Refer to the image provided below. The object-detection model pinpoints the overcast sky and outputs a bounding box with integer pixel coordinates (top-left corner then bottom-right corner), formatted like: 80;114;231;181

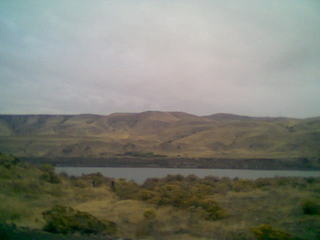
0;0;319;118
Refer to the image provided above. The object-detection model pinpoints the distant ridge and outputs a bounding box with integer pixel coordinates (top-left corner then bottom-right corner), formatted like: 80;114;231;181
0;111;310;120
205;113;298;121
205;113;254;120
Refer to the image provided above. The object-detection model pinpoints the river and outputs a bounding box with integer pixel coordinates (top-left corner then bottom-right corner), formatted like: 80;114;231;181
55;167;320;184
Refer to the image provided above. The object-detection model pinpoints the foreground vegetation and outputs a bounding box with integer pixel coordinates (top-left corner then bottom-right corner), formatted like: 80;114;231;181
0;153;320;240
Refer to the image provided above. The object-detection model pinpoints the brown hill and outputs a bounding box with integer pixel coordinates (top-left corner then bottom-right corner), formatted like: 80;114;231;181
0;111;319;159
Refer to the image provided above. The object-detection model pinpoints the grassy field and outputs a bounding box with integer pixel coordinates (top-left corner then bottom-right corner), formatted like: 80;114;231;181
1;153;320;240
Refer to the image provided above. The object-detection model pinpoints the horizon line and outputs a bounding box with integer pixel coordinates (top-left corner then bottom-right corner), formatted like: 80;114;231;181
0;110;318;119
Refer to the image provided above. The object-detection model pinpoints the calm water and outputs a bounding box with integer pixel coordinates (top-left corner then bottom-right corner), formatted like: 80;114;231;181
55;167;320;184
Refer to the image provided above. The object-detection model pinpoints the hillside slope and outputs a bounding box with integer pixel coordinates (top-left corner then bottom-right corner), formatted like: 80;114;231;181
0;111;319;159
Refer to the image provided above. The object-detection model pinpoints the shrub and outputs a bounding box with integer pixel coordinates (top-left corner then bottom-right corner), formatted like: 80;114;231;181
0;204;23;222
155;183;189;207
0;224;11;240
137;189;157;201
42;205;116;235
39;163;55;173
79;173;113;187
114;179;140;199
136;181;227;221
191;198;227;221
0;154;19;169
302;200;320;215
39;164;61;184
40;171;61;184
252;224;293;240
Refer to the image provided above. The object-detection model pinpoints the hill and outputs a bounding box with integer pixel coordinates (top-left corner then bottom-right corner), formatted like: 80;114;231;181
0;111;319;163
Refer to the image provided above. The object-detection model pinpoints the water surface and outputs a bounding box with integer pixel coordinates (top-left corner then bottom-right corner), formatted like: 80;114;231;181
56;167;320;184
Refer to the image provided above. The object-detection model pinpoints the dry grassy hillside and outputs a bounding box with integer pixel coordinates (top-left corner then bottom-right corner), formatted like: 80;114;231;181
0;111;319;159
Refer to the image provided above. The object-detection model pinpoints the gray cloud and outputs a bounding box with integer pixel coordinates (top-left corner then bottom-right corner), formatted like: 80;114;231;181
0;0;320;117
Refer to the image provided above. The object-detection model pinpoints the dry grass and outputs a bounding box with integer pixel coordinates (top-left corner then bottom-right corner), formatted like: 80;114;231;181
1;154;320;239
1;112;319;159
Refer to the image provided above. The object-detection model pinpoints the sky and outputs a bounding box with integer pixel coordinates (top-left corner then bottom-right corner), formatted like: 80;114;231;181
0;0;320;118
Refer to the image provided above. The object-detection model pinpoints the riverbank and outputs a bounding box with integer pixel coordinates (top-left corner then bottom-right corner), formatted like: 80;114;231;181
22;156;320;170
1;153;320;240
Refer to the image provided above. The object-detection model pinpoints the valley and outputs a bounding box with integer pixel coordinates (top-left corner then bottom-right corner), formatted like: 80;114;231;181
0;111;319;169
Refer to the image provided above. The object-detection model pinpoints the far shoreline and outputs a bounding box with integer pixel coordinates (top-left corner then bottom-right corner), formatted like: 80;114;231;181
21;156;320;171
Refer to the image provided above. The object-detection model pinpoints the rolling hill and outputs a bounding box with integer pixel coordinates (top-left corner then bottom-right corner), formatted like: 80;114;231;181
0;111;319;163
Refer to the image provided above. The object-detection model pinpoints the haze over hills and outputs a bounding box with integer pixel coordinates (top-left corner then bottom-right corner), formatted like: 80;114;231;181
0;111;319;161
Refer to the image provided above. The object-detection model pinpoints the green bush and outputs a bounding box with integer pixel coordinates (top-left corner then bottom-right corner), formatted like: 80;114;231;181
135;179;228;221
0;154;20;169
137;189;157;201
42;205;116;235
39;164;61;184
252;224;293;240
155;183;190;207
190;198;227;221
114;179;140;199
0;224;11;240
0;204;23;222
302;200;320;215
40;171;61;184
